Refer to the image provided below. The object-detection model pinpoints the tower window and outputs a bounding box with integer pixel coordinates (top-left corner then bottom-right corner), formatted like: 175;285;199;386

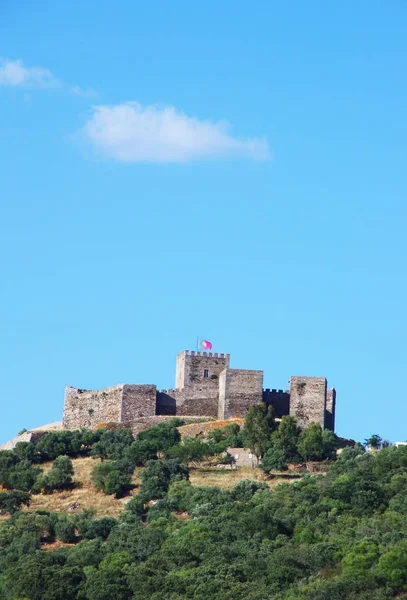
204;369;209;378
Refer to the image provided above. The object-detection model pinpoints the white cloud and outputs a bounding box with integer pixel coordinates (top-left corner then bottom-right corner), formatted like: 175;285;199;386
80;102;270;163
0;58;60;88
71;85;98;99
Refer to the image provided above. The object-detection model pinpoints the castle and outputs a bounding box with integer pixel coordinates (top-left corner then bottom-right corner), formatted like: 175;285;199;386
63;350;336;432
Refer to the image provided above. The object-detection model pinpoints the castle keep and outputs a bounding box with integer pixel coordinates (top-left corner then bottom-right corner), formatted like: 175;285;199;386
63;350;336;432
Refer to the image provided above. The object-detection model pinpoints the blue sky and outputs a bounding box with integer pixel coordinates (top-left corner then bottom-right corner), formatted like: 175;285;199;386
1;0;406;444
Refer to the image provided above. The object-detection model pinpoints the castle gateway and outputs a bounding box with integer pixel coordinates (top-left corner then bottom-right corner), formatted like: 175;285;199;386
63;350;336;432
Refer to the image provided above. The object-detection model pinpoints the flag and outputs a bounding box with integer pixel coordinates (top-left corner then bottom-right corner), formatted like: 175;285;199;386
198;339;213;351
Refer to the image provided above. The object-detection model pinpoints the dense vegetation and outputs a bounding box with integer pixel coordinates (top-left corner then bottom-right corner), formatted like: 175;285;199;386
0;412;404;599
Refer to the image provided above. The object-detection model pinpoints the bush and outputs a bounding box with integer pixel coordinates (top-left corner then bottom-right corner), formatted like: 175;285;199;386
124;439;158;466
140;459;189;501
0;491;31;515
136;422;181;458
40;455;74;492
91;461;131;497
85;517;117;540
261;445;289;472
90;428;134;461
5;460;42;492
229;479;268;502
55;518;77;543
104;470;131;497
168;437;226;464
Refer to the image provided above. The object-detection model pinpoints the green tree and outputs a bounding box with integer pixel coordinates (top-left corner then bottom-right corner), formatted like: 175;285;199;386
90;428;134;461
261;445;289;472
91;461;131;497
342;540;380;578
55;517;77;543
365;434;383;450
41;455;74;492
0;490;31;515
169;437;225;465
376;540;407;589
141;459;189;500
229;479;267;502
243;403;276;457
136;421;181;457
6;460;42;491
271;415;301;462
84;552;132;600
297;423;325;461
84;516;117;540
0;451;19;486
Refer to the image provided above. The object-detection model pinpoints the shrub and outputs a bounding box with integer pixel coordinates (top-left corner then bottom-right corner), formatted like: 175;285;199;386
40;455;74;492
5;460;42;492
0;491;31;515
261;445;289;472
140;459;189;501
85;517;117;540
136;422;181;458
91;461;131;497
90;428;134;461
229;479;268;502
55;518;77;543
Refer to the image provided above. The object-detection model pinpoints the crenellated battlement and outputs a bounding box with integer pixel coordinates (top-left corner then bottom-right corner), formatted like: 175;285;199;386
186;350;230;358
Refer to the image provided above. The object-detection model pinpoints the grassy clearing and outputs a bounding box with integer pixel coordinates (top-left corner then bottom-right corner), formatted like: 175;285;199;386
27;457;142;518
189;467;301;489
0;457;304;520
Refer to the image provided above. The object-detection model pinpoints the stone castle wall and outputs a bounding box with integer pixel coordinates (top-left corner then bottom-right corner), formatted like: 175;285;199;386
263;388;290;417
157;388;218;419
63;384;157;429
63;385;124;429
62;351;336;433
325;388;336;431
289;377;327;429
218;369;263;420
120;385;157;421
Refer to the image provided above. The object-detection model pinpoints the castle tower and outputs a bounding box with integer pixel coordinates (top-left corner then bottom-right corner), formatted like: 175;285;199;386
175;350;230;391
289;376;336;431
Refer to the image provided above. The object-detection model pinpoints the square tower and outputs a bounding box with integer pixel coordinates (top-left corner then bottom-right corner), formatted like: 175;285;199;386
176;350;230;391
218;369;264;419
289;376;327;429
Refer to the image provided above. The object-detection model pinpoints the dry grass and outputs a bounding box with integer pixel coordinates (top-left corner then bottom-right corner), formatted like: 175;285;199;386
41;539;76;552
189;466;301;490
1;456;303;520
178;418;244;438
27;457;142;518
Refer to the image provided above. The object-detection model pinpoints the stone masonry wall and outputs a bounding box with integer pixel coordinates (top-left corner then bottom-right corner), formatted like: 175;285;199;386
176;351;230;390
63;385;123;429
263;388;290;418
120;385;157;421
219;369;264;420
289;377;327;429
157;388;218;418
325;388;336;431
